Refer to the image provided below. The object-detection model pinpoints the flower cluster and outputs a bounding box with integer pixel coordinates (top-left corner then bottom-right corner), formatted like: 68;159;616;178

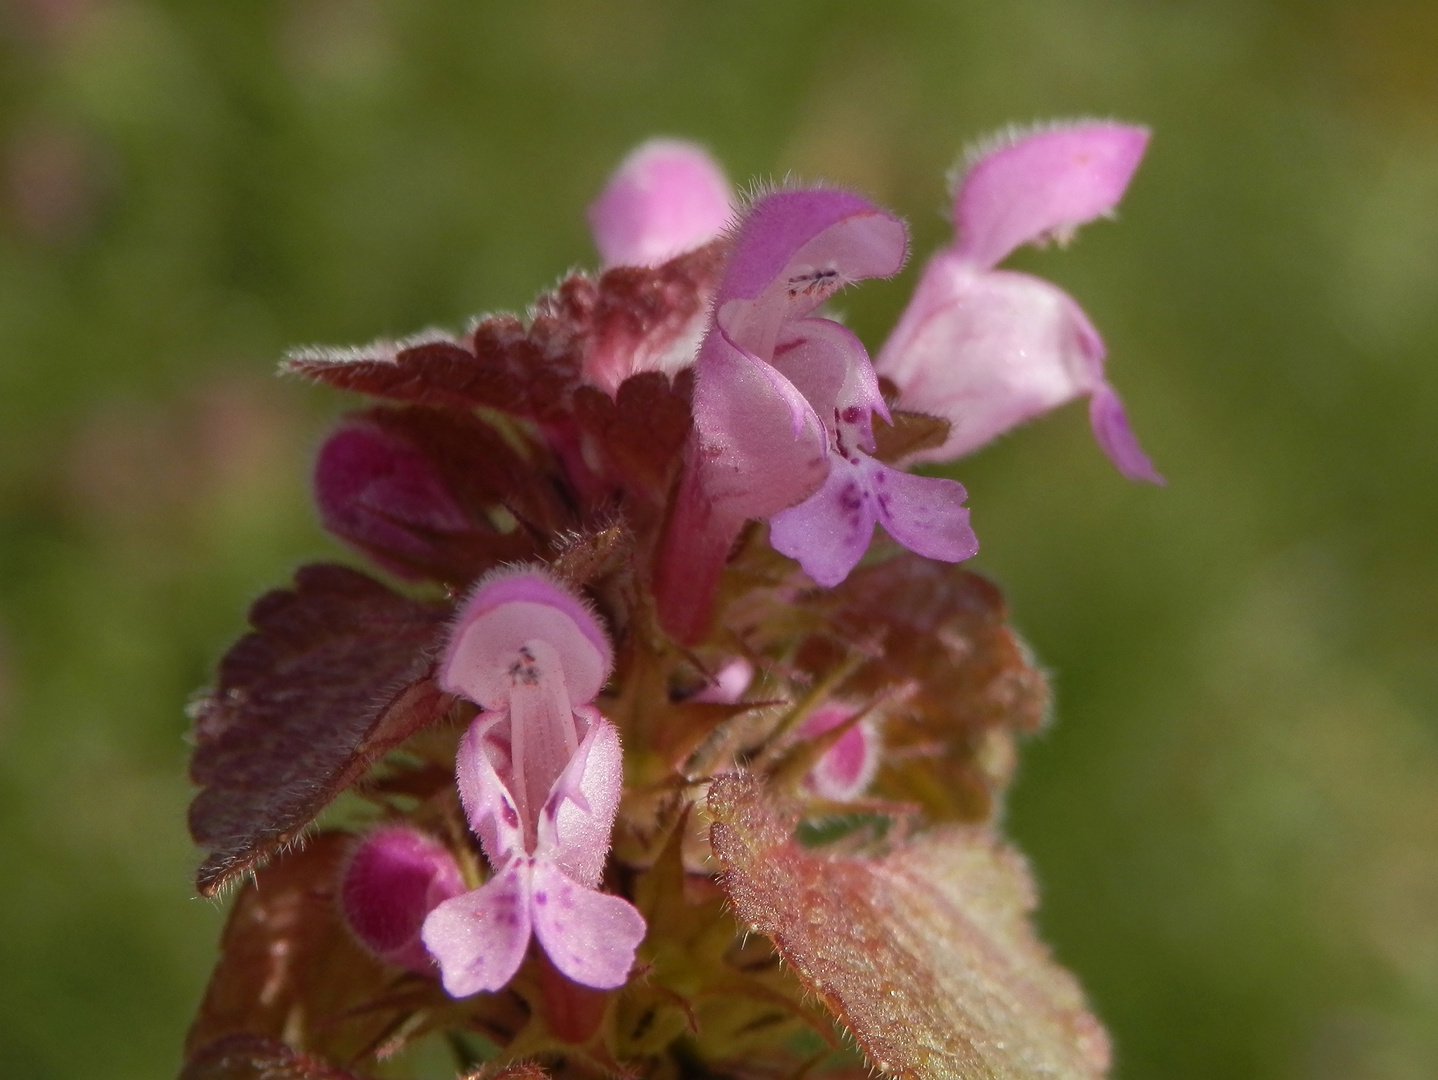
181;124;1153;1080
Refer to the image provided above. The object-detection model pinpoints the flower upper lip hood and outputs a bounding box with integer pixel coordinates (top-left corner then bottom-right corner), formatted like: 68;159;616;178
876;120;1162;483
695;186;909;522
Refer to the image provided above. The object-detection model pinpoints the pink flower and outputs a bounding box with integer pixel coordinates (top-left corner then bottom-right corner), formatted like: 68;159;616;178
420;569;645;995
656;188;917;637
765;350;978;587
796;705;881;803
876;121;1162;483
587;139;733;268
340;826;467;974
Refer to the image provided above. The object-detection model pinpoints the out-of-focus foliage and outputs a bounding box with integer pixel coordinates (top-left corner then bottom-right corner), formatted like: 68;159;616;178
0;1;1434;1078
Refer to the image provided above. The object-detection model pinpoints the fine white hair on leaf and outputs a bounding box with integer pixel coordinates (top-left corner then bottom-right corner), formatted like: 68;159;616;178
281;326;458;372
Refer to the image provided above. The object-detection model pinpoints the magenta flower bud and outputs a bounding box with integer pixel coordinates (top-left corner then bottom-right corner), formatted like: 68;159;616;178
313;418;470;579
587;139;733;268
340;826;466;974
797;704;880;803
876;121;1163;483
423;568;645;995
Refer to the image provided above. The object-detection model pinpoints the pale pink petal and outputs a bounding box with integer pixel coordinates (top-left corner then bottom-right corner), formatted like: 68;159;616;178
504;637;585;843
693;658;755;703
441;567;612;709
768;461;877;588
689;325;830;522
797;705;881;802
340;826;466;973
1089;382;1164;484
656;187;908;642
770;318;890;444
877;262;1105;464
539;708;623;889
770;456;977;587
455;715;525;868
314;420;470;579
421;863;532;997
587;139;733;267
865;460;978;564
530;859;646;989
952;122;1149;269
721;188;907;308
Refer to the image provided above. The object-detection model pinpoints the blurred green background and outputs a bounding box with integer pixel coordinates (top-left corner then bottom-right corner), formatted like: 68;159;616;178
2;0;1436;1077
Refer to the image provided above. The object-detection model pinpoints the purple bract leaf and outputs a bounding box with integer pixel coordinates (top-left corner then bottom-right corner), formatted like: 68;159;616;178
313;406;561;584
285;243;725;410
184;834;456;1066
187;565;451;897
181;1034;368;1080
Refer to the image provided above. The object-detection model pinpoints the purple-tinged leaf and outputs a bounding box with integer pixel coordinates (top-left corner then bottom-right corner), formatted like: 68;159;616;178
570;369;694;504
187;565;451;897
184;835;446;1066
818;557;1050;820
285;243;725;413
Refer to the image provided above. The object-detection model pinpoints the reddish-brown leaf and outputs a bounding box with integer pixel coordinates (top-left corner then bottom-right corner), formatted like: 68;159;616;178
820;558;1050;819
181;1035;365;1080
185;835;417;1064
284;242;723;423
188;565;452;896
709;774;1111;1080
571;369;694;505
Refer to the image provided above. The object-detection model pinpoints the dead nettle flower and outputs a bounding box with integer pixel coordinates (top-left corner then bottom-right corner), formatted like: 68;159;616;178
420;568;645;996
657;186;977;636
876;121;1162;482
340;825;466;974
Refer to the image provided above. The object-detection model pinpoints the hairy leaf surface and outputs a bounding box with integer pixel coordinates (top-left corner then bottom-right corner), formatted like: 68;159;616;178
823;559;1049;819
709;774;1110;1080
187;565;451;896
285;243;723;421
